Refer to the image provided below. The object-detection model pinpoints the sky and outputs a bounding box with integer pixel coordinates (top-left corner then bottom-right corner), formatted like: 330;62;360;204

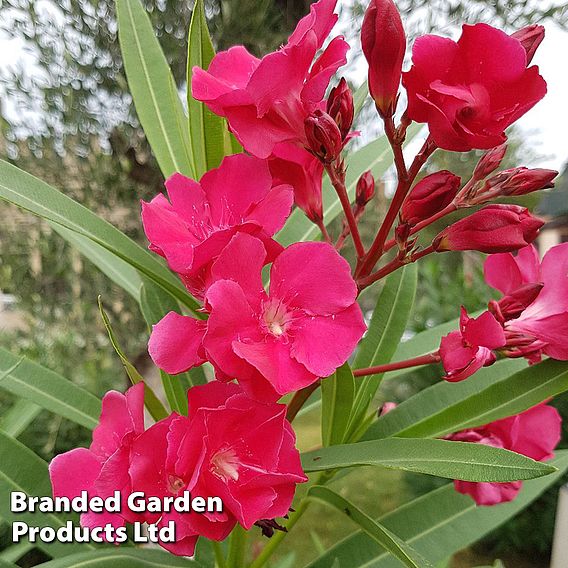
0;4;566;172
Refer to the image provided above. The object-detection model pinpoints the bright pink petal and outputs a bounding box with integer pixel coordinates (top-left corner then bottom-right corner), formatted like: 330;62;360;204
204;280;264;378
90;384;144;459
233;338;318;396
164;173;207;225
290;303;366;376
484;245;541;294
302;36;349;103
270;242;357;315
245;184;294;236
462;311;506;350
49;448;101;500
148;312;207;375
454;480;522;506
288;0;338;48
201;154;272;223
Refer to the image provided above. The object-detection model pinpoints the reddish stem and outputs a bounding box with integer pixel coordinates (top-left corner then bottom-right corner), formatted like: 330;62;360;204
326;163;366;259
383;203;458;253
315;218;332;244
353;352;441;377
356;133;436;279
357;244;435;290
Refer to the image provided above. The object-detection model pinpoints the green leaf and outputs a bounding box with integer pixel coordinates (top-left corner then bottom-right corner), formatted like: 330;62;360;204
0;347;100;430
346;264;417;441
321;363;356;446
0;399;41;438
53;224;141;301
140;278;206;415
98;297;168;421
187;0;229;176
0;159;200;314
363;358;568;442
353;81;369;116
116;0;194;178
301;438;555;481
36;549;200;567
0;541;34;564
308;486;432;568
0;432;94;557
306;451;568;568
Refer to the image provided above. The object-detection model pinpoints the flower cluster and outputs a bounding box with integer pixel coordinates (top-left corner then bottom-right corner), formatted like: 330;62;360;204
50;382;306;555
50;0;567;555
440;243;568;381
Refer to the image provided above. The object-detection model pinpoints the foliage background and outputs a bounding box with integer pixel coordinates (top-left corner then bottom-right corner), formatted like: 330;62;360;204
1;0;568;566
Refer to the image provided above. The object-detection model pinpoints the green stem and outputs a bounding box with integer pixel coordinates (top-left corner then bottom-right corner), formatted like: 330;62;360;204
248;499;310;568
212;541;228;568
226;524;248;568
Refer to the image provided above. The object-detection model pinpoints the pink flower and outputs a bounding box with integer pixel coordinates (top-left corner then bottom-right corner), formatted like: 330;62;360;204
129;382;307;556
503;244;568;360
141;154;293;299
401;170;461;226
433;204;544;254
49;383;146;532
149;235;366;401
268;143;324;222
192;0;349;158
449;403;561;505
439;308;506;382
361;0;406;116
403;23;547;151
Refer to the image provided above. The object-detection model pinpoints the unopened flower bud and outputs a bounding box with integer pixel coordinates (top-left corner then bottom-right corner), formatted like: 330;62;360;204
473;144;507;180
356;170;376;206
499;167;557;196
362;0;406;117
433;204;544;254
304;110;343;164
327;78;354;141
401;171;461;226
496;282;544;321
512;25;545;65
379;402;397;417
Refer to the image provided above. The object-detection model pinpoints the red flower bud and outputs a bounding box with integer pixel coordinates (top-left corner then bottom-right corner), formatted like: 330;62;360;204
433;204;544;254
401;170;461;226
491;282;544;321
362;0;406;117
304;110;343;164
512;25;545;65
477;167;557;202
327;78;354;141
473;144;507;180
356;170;376;206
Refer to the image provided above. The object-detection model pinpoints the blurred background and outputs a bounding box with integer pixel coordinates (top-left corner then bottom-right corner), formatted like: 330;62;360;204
0;0;567;566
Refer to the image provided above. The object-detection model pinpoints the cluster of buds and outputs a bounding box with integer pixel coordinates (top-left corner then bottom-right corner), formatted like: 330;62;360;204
304;78;355;164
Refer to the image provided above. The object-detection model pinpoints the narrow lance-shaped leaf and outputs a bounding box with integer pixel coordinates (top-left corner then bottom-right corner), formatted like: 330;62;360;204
321;363;356;446
307;451;568;568
116;0;194;178
187;0;229;176
0;347;100;430
98;297;168;421
302;438;556;482
308;486;432;568
346;264;417;441
0;399;41;438
0;159;200;314
53;224;141;301
363;358;568;442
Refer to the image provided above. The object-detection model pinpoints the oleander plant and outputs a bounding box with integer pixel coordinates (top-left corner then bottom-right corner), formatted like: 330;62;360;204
1;0;568;566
